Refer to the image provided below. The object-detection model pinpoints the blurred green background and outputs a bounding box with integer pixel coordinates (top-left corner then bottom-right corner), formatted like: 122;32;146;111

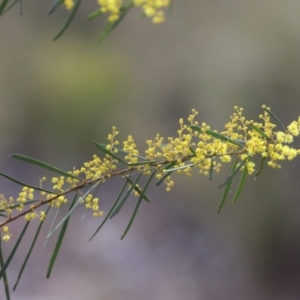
1;1;300;299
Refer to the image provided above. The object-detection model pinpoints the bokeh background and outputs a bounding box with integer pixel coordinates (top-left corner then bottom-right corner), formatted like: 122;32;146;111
1;1;300;299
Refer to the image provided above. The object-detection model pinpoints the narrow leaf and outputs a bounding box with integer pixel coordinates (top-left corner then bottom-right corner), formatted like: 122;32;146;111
161;161;176;171
125;177;151;203
0;238;10;300
208;159;214;180
90;183;128;241
53;0;81;41
44;207;61;247
46;196;77;279
217;158;239;214
94;141;127;165
110;172;143;218
156;161;176;186
190;125;244;147
121;198;142;240
217;179;233;214
263;108;286;131
234;139;246;146
0;199;39;214
232;167;248;203
46;181;101;239
189;147;197;156
48;0;62;14
252;124;271;140
121;170;156;240
156;171;172;186
0;0;9;15
80;208;87;221
98;3;133;44
162;163;194;173
2;0;18;15
218;157;249;189
128;160;157;166
13;206;51;290
0;172;55;194
0;222;30;280
88;8;102;20
255;157;266;180
10;154;80;180
89;179;128;241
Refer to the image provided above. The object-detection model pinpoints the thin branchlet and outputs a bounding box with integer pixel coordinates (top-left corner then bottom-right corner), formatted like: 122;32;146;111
1;105;300;240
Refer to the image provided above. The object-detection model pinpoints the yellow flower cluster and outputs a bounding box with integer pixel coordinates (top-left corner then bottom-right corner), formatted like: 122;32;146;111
4;128;121;228
0;194;13;217
33;105;300;196
47;193;68;208
133;0;171;23
78;154;116;180
98;0;123;22
24;209;46;222
143;106;300;189
63;0;171;23
64;0;75;10
52;176;65;191
84;194;103;217
17;186;34;211
1;226;12;242
1;105;300;241
123;135;139;164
